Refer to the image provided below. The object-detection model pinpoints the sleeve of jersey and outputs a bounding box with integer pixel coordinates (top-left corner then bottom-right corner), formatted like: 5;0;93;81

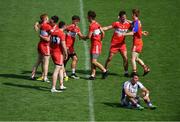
112;22;117;28
60;33;65;42
123;81;129;89
137;82;144;89
133;20;139;33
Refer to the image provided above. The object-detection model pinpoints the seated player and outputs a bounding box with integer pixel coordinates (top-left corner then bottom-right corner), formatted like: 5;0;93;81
121;74;157;110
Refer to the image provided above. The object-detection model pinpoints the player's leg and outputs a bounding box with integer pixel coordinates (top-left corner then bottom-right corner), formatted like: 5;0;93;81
51;65;61;92
104;52;114;70
136;56;150;76
141;91;157;109
63;67;69;82
42;55;50;82
59;65;66;90
31;53;43;79
70;53;79;79
120;50;129;77
89;55;96;80
128;97;144;110
131;51;138;76
91;54;108;79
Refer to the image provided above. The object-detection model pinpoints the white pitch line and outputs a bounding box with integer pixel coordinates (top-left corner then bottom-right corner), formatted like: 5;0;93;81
79;0;95;121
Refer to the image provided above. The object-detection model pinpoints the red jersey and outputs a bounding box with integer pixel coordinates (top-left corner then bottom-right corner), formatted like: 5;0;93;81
89;21;102;46
111;21;131;45
50;25;65;54
66;24;81;48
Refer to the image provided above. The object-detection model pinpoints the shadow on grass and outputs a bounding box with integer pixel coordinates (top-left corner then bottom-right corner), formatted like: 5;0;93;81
103;102;122;108
0;73;31;80
3;82;49;91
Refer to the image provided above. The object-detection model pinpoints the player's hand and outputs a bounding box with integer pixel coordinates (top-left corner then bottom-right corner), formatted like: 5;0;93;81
64;53;68;60
143;31;149;36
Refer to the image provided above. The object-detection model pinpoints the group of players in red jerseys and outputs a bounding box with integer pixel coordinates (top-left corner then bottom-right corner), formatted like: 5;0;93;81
30;9;150;92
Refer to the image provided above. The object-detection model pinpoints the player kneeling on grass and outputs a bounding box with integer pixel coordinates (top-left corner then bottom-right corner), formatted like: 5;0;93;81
121;74;157;110
50;17;68;92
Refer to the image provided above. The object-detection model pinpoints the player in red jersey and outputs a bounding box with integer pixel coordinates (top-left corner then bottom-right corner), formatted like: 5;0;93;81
49;17;68;92
86;10;108;80
103;10;131;77
64;15;86;79
123;9;150;76
31;14;52;82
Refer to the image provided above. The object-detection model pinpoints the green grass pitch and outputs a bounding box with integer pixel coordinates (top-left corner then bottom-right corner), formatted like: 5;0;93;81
0;0;180;121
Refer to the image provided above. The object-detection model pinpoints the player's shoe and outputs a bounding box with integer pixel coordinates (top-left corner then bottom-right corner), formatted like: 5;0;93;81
102;71;108;79
30;76;36;80
51;88;62;93
136;105;144;110
43;78;50;83
36;76;43;81
143;66;150;76
70;73;80;79
60;86;67;90
148;105;157;110
64;76;69;81
124;72;129;77
89;76;96;80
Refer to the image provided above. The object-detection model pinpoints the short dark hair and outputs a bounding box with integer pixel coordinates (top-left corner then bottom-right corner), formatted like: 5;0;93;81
58;21;65;28
72;15;80;21
119;10;126;17
132;8;140;17
88;10;96;19
51;15;59;23
131;73;139;78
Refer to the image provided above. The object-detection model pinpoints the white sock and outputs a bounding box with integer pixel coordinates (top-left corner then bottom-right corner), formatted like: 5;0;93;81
124;71;128;74
72;68;75;74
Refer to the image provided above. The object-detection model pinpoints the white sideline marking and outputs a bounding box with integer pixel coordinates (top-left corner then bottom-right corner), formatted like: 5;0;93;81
79;0;95;121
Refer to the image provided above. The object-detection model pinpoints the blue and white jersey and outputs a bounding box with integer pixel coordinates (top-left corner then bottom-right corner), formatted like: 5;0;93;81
121;80;144;100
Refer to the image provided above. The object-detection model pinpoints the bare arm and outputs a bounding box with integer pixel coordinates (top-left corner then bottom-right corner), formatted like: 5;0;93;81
142;31;149;36
124;88;136;98
39;35;50;42
34;22;40;32
102;25;113;31
123;31;134;36
100;27;105;39
61;41;68;60
78;32;87;40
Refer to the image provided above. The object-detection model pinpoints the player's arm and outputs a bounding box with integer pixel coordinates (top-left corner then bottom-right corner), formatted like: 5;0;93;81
126;19;133;24
141;87;149;97
124;88;136;98
102;25;113;31
85;31;93;40
60;41;68;60
34;22;40;32
100;27;105;39
39;35;50;42
78;32;87;40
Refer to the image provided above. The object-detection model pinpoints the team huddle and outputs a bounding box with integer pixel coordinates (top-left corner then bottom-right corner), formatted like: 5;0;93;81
30;9;157;110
